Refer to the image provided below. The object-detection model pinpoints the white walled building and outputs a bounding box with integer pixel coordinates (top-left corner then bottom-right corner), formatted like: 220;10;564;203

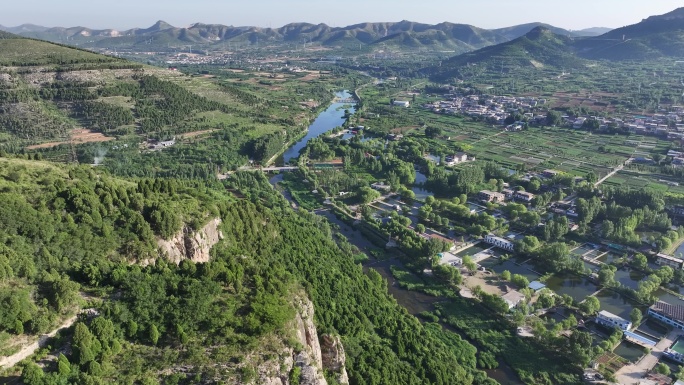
649;301;684;331
656;253;684;269
484;234;515;251
596;310;632;331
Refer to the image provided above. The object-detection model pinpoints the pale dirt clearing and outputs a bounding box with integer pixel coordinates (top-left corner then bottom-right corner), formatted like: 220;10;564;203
26;128;115;150
0;315;78;370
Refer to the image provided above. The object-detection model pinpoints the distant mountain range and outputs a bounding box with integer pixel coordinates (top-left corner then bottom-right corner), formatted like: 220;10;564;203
0;19;609;54
428;7;684;81
572;27;613;36
574;7;684;60
4;6;684;65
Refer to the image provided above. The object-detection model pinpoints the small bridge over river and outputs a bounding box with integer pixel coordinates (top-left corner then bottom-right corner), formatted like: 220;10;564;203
217;166;298;180
332;98;356;104
253;166;298;172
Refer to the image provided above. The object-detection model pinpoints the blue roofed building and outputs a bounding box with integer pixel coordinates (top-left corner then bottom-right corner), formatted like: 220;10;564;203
528;281;546;292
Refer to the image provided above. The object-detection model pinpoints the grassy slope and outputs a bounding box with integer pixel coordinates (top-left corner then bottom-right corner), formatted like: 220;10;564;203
0;39;120;66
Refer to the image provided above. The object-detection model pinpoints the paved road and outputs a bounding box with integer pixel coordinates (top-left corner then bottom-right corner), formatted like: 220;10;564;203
615;328;683;385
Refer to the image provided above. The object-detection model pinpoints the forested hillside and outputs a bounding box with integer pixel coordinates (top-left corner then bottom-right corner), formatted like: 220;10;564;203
0;33;356;179
429;27;586;82
0;159;495;384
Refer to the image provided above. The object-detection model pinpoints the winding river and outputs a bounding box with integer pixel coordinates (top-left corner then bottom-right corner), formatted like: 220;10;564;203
281;90;356;164
270;90;522;385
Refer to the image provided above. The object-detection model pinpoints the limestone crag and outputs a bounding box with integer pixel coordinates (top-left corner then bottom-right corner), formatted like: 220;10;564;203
254;296;348;385
291;296;326;385
293;297;323;369
321;334;349;384
157;217;223;264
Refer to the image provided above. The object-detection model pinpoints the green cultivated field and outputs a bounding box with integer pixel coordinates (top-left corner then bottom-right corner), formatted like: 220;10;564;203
366;101;677;188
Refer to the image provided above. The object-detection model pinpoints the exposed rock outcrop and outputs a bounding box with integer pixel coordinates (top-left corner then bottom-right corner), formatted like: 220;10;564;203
321;334;349;384
254;295;348;385
157;217;223;264
289;297;327;385
293;297;323;370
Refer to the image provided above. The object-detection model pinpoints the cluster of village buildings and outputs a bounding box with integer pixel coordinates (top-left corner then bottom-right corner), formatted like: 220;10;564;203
424;92;684;139
411;161;684;373
424;93;547;129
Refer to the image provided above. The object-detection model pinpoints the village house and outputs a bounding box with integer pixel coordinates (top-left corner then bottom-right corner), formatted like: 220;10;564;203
502;290;525;309
649;301;684;331
371;182;391;192
478;190;506;203
528;281;547;293
596;310;632;331
514;191;535;203
573;117;587;129
148;138;176;151
444;152;468;166
666;348;684;365
392;100;410;108
656;253;684;269
502;188;515;200
484;234;515;251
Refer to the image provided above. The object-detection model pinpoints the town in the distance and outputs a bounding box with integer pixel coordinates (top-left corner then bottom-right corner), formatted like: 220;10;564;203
5;3;684;385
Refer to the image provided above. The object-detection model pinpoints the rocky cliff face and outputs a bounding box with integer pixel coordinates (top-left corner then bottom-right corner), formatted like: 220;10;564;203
292;296;326;385
157;221;348;385
157;218;223;264
254;296;349;385
320;334;349;385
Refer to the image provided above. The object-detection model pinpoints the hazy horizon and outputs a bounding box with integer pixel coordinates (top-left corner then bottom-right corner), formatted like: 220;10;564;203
2;0;682;31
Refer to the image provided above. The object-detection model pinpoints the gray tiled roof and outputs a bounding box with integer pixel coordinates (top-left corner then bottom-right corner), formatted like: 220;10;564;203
651;301;684;323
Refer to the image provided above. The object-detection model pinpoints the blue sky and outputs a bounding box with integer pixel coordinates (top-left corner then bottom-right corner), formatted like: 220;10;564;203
2;0;682;30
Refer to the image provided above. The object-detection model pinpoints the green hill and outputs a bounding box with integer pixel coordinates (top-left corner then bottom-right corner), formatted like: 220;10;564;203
492;22;577;40
430;27;586;81
575;7;684;59
0;30;19;39
573;27;612;36
0;23;50;34
0;34;330;173
374;23;507;53
0;36;122;66
0;159;492;385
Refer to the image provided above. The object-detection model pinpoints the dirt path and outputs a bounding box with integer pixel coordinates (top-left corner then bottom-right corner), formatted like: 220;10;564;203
0;315;78;370
594;158;631;187
179;129;217;139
